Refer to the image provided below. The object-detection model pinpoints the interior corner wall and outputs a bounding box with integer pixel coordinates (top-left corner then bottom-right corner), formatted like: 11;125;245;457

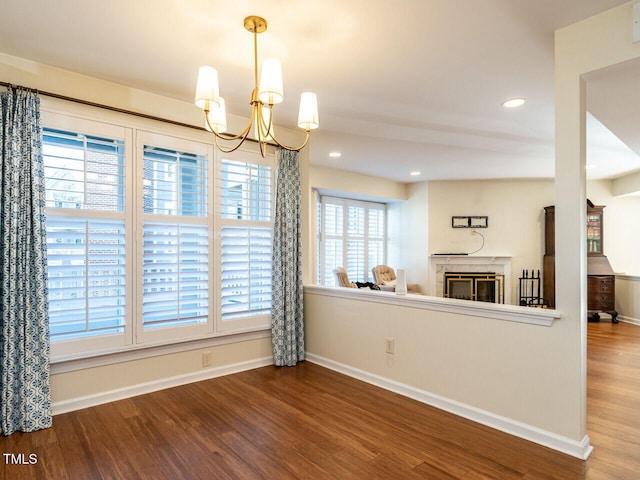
387;182;429;291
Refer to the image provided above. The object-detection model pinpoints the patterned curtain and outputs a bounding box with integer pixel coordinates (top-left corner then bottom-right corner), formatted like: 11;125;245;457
0;87;52;435
271;149;304;366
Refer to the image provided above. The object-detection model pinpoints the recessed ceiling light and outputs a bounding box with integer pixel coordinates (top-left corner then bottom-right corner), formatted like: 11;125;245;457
502;98;526;108
329;152;341;158
410;171;421;176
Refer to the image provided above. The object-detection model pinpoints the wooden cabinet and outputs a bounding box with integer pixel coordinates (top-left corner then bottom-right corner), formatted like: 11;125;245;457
587;276;615;311
587;207;603;255
543;201;618;323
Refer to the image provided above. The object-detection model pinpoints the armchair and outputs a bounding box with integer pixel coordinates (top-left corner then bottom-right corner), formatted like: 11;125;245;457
333;267;357;288
372;265;420;293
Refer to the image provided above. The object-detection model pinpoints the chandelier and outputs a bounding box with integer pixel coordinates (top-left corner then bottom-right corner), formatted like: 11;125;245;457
194;15;319;157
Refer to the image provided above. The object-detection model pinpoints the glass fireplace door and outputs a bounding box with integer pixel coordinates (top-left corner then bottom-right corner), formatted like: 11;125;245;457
446;278;473;300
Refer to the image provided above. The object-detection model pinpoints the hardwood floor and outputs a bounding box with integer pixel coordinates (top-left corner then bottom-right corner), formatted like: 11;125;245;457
1;322;638;479
585;321;640;479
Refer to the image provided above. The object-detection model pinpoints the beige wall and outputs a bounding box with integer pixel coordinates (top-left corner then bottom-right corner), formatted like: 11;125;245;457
428;179;554;304
612;170;640;196
389;182;429;290
615;276;640;324
52;336;273;412
310;165;407;202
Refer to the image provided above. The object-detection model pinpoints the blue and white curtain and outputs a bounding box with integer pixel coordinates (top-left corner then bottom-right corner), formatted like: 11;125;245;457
0;87;52;435
271;148;305;366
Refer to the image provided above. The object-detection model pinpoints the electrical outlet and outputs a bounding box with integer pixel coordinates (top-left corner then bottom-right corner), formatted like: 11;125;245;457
385;337;395;355
202;351;212;367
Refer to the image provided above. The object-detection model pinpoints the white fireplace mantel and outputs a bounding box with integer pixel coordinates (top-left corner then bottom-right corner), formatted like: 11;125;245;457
428;255;512;303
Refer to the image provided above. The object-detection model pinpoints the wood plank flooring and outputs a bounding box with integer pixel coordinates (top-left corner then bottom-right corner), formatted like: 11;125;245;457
1;321;638;479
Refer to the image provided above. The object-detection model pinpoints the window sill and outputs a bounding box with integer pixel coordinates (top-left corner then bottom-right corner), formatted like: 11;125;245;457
304;285;561;327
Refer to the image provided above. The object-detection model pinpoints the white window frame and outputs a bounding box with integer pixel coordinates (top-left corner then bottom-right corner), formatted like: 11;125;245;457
41;102;275;362
42;111;135;359
215;147;275;333
317;195;387;286
136;130;215;345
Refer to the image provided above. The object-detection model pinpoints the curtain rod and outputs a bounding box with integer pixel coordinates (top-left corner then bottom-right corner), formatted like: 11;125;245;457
0;80;266;146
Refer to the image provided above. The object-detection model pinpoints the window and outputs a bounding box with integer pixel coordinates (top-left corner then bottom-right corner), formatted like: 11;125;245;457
43;121;132;356
217;153;273;332
41;108;275;359
317;196;386;286
138;132;212;343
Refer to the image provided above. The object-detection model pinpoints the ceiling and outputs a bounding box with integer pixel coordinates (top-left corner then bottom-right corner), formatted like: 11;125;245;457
0;0;638;183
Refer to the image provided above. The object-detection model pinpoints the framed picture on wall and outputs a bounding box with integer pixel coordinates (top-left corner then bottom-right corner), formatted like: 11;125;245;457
452;216;488;228
452;216;470;228
470;216;488;228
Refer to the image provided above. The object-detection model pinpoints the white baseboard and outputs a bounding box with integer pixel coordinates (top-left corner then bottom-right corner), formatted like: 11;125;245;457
619;315;640;326
306;353;592;460
52;356;273;415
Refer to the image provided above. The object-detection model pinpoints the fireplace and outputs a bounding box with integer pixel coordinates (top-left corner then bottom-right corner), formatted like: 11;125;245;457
444;272;504;303
428;255;512;304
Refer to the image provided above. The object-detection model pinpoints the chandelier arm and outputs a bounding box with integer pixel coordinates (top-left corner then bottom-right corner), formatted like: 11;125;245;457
204;110;254;154
213;133;252;154
258;103;309;152
203;110;252;142
268;129;311;152
257;103;275;143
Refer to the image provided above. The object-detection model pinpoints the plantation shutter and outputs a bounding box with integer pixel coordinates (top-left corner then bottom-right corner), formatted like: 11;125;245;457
43;128;127;341
219;159;272;321
142;145;209;330
318;196;386;285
